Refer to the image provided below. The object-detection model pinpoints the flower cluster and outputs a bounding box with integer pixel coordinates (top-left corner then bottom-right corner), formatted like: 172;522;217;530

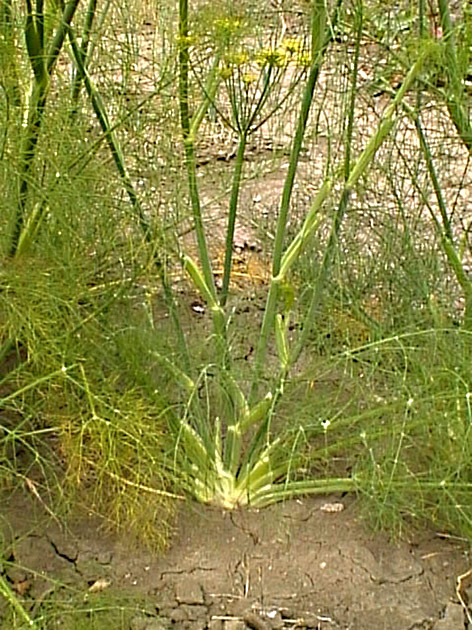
213;16;242;39
219;37;311;80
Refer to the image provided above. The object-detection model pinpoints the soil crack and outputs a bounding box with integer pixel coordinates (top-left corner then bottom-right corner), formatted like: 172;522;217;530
230;511;260;545
377;567;425;586
160;566;215;578
47;537;79;567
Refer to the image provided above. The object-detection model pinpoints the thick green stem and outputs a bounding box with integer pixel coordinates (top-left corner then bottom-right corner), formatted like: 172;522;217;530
292;0;363;362
189;53;222;140
270;0;338;279
184;256;228;367
9;0;81;257
45;0;81;74
251;0;344;400
437;0;472;152
178;0;216;296
178;0;235;374
293;44;429;361
220;132;248;305
70;0;98;113
9;83;47;257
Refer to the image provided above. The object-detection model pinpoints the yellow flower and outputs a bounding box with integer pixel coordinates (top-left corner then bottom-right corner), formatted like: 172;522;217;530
282;38;303;54
214;17;241;37
296;52;312;67
176;34;198;47
225;51;250;66
242;72;258;85
255;48;287;68
219;65;233;79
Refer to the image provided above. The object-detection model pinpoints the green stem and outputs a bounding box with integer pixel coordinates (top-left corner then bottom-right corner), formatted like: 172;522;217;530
9;84;47;257
220;131;248;305
408;105;472;328
45;0;81;74
437;0;472;152
9;0;81;257
67;23;190;368
251;0;343;400
70;0;98;114
178;0;216;296
294;46;429;360
271;0;337;278
252;477;356;507
189;53;222;141
183;256;228;368
67;27;149;236
292;0;363;362
0;365;76;407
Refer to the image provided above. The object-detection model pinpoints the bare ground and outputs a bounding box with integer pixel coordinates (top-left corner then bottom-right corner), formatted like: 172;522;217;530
1;492;471;630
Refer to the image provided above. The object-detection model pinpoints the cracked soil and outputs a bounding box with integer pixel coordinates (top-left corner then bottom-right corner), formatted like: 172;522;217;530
1;492;471;630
